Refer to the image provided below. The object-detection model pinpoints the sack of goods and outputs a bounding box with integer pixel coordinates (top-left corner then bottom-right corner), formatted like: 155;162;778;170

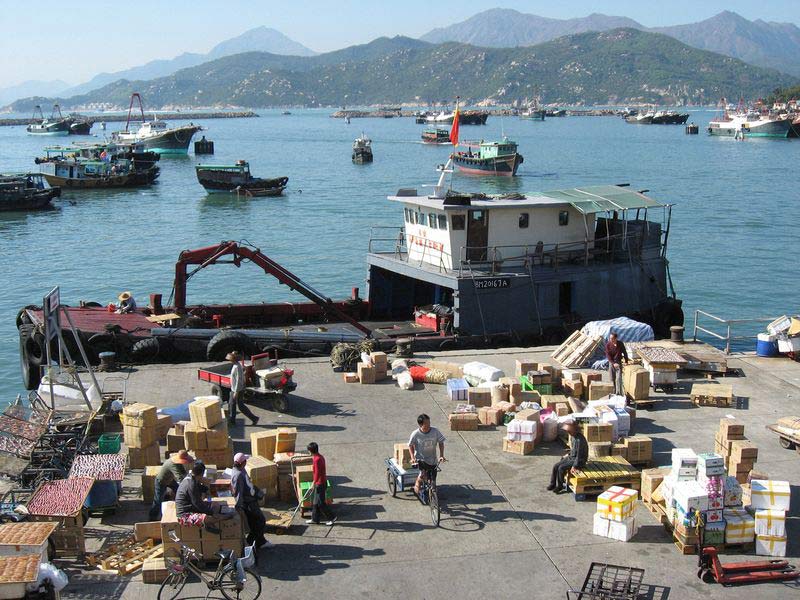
593;487;638;542
462;361;505;384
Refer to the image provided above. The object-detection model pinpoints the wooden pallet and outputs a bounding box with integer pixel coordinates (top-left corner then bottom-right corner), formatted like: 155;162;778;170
690;383;734;407
87;536;150;567
629;397;662;410
567;456;641;500
113;544;163;576
551;331;602;368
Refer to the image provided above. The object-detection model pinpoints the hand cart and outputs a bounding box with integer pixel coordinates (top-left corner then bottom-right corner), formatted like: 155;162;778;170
766;422;800;454
384;457;420;497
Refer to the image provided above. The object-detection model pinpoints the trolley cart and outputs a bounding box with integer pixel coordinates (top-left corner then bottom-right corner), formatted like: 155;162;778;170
384;457;420;497
290;455;332;518
766;422;800;454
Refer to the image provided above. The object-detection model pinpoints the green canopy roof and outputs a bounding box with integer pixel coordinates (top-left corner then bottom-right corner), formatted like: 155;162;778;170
540;185;666;215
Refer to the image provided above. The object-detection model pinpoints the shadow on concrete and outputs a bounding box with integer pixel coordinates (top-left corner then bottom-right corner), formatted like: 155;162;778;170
285;394;355;419
58;569;133;599
632;418;673;435
437;512;485;532
629;524;672;544
262;543;386;581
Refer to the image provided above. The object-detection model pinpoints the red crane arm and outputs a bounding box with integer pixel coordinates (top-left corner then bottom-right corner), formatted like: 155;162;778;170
173;241;371;336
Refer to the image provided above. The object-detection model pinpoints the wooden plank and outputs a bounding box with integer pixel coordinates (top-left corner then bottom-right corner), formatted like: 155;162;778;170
116;544;163;576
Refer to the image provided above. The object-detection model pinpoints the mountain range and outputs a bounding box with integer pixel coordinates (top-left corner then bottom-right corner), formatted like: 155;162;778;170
421;9;800;77
0;79;70;107
9;29;794;111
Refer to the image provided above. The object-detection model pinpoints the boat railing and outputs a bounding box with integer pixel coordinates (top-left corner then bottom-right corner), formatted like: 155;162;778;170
692;309;778;354
368;226;407;259
456;230;658;276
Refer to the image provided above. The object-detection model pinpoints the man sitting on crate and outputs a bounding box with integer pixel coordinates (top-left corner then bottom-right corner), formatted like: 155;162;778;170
175;461;232;535
547;421;588;494
408;414;446;495
231;453;273;551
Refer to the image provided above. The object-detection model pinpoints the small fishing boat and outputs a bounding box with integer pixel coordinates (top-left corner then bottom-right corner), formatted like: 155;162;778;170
708;110;792;138
26;104;70;136
0;174;60;211
425;110;489;125
40;156;159;189
35;142;160;171
352;134;373;163
196;161;288;196
520;107;546;121
421;128;451;144
451;137;523;177
67;114;93;135
111;93;201;154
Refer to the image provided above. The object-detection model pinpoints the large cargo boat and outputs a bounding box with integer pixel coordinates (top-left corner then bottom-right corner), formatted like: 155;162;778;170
111;93;201;154
708;112;792;138
16;165;682;388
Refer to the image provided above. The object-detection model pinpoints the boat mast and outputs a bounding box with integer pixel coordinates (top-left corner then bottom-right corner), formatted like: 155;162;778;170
125;93;146;132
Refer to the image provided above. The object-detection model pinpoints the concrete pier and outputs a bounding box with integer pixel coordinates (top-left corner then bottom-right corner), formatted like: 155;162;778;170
62;345;799;599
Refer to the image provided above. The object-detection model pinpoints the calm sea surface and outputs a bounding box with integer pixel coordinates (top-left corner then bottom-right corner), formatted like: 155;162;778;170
1;109;797;400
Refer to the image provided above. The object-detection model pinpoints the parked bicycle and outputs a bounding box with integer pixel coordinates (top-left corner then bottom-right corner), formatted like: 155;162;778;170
158;532;261;600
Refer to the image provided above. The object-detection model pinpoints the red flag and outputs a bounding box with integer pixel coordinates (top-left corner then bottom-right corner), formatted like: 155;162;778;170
449;106;460;146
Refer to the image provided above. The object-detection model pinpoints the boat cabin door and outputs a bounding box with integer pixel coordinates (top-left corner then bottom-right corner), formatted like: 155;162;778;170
466;209;489;262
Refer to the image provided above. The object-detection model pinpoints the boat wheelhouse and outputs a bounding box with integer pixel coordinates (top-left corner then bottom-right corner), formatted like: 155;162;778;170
451;138;523;177
366;169;682;342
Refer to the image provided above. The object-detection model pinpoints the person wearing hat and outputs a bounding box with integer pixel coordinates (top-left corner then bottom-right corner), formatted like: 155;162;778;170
149;450;194;521
231;452;271;550
116;291;137;314
226;351;259;426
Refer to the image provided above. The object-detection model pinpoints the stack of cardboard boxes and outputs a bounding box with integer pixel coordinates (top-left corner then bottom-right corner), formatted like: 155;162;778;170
750;479;791;557
592;486;638;541
714;419;758;484
160;498;243;561
251;427;299;503
622;364;650;402
355;351;388;384
121;403;162;469
183;397;233;469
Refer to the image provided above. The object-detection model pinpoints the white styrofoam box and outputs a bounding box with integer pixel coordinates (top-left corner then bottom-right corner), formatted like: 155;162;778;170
750;480;791;511
704;508;723;523
767;315;791;336
660;473;677;506
607;516;637;542
777;335;800;353
724;508;755;544
724;476;743;507
757;332;776;343
600;410;619;440
612;406;630;431
697;452;724;471
592;512;610;538
446;378;469;401
596;486;638;522
674;467;698;481
673;480;709;513
671;448;698;470
756;534;787;557
506;419;536;442
462;362;505;383
754;509;786;537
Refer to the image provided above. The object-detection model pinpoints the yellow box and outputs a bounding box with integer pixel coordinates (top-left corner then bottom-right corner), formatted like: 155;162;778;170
124;424;157;449
121;403;158;427
250;430;278;460
596;486;638;522
205;422;229;451
183;422;207;451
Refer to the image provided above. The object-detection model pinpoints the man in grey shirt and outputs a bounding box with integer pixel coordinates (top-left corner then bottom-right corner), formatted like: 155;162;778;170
226;351;258;426
408;413;446;495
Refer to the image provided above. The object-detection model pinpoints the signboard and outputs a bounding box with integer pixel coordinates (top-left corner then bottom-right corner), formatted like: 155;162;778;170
474;278;510;290
42;287;60;342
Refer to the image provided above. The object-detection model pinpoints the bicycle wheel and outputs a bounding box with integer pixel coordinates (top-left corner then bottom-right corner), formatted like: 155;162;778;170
429;485;441;527
219;565;262;600
387;470;397;497
158;571;189;600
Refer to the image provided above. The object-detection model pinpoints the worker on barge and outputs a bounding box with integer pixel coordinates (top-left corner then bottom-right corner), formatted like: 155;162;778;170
116;291;137;314
226;351;259;426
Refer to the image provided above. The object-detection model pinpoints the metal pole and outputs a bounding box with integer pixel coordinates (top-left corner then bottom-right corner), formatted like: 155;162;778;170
725;323;731;355
693;310;699;342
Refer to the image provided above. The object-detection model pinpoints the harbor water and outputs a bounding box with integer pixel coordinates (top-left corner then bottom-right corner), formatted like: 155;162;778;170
1;109;798;400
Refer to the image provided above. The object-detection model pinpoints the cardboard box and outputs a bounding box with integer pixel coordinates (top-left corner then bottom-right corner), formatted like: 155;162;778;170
583;422;613;443
278;476;295;502
343;372;359;383
189;396;224;429
135;521;163;543
129;443;161;470
166;428;186;453
561;379;583;398
730;440;758;462
555;402;570;417
184;422;208;451
218;513;244;540
449;413;479;431
357;362;375;384
640;467;671;502
490;384;509;405
251;430;278;460
393;443;413;469
142;465;161;503
205;422;230;451
122;402;158;428
588;381;614;401
611;443;628;458
142;557;168;584
718;418;745;440
755;534;787;557
515;360;537;377
727;458;756;477
754;509;786;537
750;480;791;511
515;408;540;422
370;351;388;366
512;390;540;405
622;364;650;400
597;486;638;522
478;406;503;426
196;441;234;469
588;442;611;458
624;436;653;463
123;424;157;449
467;388;492;408
673;480;709;513
502;438;534;455
275;427;297;453
580;371;603;389
245;456;278;499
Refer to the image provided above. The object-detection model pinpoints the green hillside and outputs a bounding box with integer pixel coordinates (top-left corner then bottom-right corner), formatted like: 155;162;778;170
8;29;795;111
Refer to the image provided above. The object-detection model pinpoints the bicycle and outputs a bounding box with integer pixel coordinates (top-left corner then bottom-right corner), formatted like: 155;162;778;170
413;463;442;527
158;532;261;600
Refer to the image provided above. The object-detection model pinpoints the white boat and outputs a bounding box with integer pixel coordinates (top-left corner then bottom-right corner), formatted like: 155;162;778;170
707;111;792;138
110;93;202;154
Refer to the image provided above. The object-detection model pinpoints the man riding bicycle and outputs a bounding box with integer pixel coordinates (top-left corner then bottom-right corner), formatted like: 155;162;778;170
408;413;446;495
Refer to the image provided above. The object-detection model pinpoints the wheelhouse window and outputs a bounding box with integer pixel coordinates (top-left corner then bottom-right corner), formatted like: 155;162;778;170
438;215;447;230
519;213;529;228
404;208;411;223
559;211;569;226
451;214;465;230
429;213;438;229
418;212;427;226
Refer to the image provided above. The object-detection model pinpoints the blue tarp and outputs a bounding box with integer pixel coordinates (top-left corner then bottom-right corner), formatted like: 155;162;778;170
158;399;194;423
581;317;654;344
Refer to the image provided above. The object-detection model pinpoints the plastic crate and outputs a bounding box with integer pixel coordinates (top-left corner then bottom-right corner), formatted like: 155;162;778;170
98;433;122;454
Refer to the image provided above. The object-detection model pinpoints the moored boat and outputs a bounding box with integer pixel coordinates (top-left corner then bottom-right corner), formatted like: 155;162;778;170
196;161;288;196
111;93;201;154
707;111;792;138
26;104;70;136
425;110;488;125
421;128;451;144
0;174;60;211
352;134;373;163
40;156;159;189
451;138;523;177
520;107;546;121
67;114;93;135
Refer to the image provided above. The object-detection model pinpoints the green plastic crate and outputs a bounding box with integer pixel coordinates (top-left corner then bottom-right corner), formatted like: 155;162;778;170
98;433;121;454
299;480;332;507
518;376;553;395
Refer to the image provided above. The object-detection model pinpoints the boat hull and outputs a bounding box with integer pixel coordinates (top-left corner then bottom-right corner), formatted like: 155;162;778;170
452;153;523;177
43;167;159;189
708;119;792;138
68;121;93;135
114;125;201;154
0;188;59;211
352;148;373;163
198;174;288;196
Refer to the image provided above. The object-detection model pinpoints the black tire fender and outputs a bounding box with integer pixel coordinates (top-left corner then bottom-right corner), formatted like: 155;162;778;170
130;337;161;363
206;330;255;361
19;324;42;390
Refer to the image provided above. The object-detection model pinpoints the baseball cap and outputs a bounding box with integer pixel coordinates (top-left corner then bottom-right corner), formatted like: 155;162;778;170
233;452;250;464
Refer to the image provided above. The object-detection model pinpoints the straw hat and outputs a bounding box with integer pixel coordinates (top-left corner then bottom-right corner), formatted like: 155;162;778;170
118;291;132;302
171;450;195;465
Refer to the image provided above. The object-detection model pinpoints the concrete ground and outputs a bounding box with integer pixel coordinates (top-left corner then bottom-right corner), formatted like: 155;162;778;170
56;346;800;599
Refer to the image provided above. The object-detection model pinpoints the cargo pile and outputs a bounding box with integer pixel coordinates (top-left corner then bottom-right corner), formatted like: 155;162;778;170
121;403;162;469
160;498;243;559
183;396;233;469
251;427;298;503
593;486;639;542
760;314;800;355
344;351;389;384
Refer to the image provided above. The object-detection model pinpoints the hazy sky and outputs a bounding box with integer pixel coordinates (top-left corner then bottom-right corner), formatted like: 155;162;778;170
2;0;799;87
